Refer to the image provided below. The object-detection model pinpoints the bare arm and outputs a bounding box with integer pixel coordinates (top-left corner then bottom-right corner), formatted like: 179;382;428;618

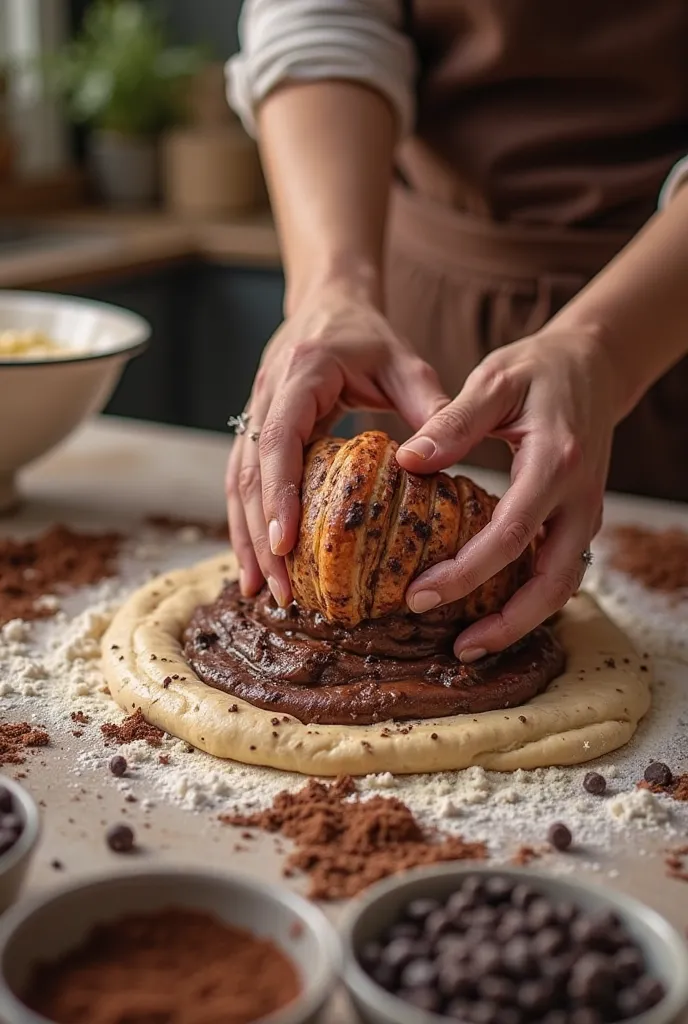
553;183;688;417
257;80;396;314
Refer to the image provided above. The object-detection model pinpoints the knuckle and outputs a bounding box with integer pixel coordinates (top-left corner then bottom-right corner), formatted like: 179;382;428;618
287;339;321;371
545;570;578;609
257;419;285;458
437;401;475;442
498;515;537;562
492;611;522;649
556;434;584;478
237;464;261;502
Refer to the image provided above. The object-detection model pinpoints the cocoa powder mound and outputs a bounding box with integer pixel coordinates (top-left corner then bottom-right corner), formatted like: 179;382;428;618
609;524;688;594
101;708;163;748
0;525;121;626
0;722;50;767
222;776;486;900
24;907;300;1024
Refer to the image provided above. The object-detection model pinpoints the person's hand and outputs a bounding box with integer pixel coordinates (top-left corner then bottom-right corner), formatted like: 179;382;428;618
398;327;619;661
226;285;448;607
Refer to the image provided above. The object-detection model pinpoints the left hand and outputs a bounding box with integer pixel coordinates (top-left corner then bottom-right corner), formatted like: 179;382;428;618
397;327;620;661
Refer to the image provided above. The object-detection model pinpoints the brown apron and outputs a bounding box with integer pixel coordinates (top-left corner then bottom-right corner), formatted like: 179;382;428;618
368;0;688;502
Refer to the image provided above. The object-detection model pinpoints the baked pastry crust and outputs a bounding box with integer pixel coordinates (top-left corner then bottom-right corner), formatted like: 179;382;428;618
287;432;532;627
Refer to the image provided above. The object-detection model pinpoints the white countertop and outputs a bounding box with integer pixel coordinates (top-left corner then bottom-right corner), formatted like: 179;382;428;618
3;416;688;1024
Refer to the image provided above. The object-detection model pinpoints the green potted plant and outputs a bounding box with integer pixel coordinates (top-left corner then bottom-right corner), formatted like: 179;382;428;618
53;0;204;206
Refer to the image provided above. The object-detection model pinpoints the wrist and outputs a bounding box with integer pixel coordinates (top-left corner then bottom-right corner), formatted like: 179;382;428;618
284;255;383;318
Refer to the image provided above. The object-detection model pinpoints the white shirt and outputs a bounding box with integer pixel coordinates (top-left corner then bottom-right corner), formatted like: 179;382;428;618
226;0;687;208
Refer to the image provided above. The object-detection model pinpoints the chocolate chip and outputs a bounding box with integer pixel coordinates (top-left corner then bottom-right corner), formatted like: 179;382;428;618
386;921;420;942
568;953;615;1002
401;987;440;1013
425;908;453;942
483;876;513;904
406;898;441;923
359;941;383;971
109;755;127;777
0;813;22;835
569;1010;603;1024
510;883;538;910
400;958;437;990
613;945;645;983
547;822;573;851
532;927;566;959
381;938;417;971
471;942;502;975
0;786;13;814
583;771;607;795
518;978;556;1015
477;976;515;1004
644;761;673;787
502;936;537;978
439;962;474;999
617;975;665;1016
106;823;135;853
526;898;557;931
470;1000;502;1024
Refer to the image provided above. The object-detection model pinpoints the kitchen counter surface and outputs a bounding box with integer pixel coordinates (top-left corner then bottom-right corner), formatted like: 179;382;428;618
0;206;281;291
2;416;688;1023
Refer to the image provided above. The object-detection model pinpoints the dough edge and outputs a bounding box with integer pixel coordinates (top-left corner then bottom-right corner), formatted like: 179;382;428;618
101;553;651;776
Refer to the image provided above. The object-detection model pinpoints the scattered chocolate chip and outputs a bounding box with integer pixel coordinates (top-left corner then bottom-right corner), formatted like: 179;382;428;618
547;822;573;851
644;761;673;787
50;859;64;870
106;824;135;853
109;755;127;778
583;771;607;795
162;676;172;688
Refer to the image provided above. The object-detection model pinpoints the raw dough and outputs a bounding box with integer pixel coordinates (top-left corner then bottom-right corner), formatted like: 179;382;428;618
102;553;651;775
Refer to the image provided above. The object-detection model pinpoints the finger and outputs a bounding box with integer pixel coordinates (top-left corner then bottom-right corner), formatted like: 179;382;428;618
378;352;450;432
259;359;344;557
407;438;561;611
452;506;594;659
226;440;262;595
239;415;293;607
396;362;521;472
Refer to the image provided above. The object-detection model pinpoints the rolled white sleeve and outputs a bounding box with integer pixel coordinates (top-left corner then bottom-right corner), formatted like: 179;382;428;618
226;0;416;139
659;157;688;209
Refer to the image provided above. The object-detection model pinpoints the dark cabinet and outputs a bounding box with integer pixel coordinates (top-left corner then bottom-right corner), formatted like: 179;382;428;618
66;261;285;431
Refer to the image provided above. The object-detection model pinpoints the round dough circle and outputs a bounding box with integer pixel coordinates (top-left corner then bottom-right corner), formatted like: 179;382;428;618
102;553;651;775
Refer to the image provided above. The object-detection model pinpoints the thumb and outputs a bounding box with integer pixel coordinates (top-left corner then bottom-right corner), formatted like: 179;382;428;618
379;352;450;432
396;369;514;473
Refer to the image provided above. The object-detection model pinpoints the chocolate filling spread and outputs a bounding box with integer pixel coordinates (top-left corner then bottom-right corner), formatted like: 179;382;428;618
183;583;565;726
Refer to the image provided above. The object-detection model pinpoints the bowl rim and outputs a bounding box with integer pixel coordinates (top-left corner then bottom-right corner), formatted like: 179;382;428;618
0;866;342;1024
0;775;41;880
0;290;151;367
341;862;688;1024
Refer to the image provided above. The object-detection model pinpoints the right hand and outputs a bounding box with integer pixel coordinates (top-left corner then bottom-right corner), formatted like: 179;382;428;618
226;285;449;607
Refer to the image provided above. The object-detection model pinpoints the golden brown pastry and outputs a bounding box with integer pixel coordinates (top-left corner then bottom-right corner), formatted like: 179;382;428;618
287;431;534;627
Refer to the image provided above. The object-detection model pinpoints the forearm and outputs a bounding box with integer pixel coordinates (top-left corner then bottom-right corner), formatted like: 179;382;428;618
257;80;396;315
554;184;688;419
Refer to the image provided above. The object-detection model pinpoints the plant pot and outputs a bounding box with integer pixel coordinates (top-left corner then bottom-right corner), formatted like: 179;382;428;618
88;130;158;207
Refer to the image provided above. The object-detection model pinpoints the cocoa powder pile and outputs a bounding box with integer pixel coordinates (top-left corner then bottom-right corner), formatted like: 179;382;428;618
640;774;688;802
24;908;300;1024
609;524;688;594
0;525;121;626
101;709;163;748
223;776;486;900
0;722;49;767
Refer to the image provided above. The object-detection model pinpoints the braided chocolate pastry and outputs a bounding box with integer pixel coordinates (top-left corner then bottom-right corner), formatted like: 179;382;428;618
287;431;533;627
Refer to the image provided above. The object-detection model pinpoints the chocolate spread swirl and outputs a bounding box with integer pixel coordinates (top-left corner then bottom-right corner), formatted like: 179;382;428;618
184;584;565;726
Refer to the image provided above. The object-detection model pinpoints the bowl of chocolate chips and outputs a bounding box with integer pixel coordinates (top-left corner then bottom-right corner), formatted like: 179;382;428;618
343;864;688;1024
0;777;40;916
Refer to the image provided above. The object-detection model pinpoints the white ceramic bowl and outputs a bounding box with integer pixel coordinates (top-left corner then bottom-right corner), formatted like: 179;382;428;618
0;290;150;512
343;864;688;1024
0;777;41;916
0;868;341;1024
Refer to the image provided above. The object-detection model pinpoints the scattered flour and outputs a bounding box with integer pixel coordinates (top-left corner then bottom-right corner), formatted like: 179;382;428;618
1;524;687;868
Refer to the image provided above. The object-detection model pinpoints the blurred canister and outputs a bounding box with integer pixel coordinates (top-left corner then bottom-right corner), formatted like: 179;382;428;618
162;63;264;218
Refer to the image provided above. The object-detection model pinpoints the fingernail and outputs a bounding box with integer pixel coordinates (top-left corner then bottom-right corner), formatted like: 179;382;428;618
239;569;249;596
400;436;437;461
459;647;487;664
267;575;286;607
409;589;441;613
268;519;283;555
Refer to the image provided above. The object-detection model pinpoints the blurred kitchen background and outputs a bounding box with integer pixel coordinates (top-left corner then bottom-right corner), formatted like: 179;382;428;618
0;0;283;432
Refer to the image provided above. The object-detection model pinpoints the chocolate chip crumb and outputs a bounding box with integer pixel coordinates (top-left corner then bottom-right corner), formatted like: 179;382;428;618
50;859;64;870
431;733;439;741
162;677;172;688
106;824;135;853
644;762;673;787
109;755;127;778
228;704;239;712
548;822;573;851
583;772;607;796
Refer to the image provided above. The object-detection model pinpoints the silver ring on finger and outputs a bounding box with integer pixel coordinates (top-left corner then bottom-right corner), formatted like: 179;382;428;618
247;429;261;443
581;548;594;569
227;412;251;436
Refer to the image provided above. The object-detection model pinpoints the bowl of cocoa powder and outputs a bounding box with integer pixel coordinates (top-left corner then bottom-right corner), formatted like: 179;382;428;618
343;864;688;1024
0;776;40;916
0;868;341;1024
